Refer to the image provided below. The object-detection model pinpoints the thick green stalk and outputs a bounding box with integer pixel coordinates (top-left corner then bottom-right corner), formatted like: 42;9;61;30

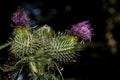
29;61;38;80
29;61;37;74
0;42;11;50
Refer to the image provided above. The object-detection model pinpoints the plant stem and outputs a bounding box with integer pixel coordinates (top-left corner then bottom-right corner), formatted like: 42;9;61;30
29;61;38;80
0;42;11;50
29;62;37;74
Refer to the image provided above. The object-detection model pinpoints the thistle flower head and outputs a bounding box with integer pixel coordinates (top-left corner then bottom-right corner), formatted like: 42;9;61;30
12;7;30;26
70;21;93;41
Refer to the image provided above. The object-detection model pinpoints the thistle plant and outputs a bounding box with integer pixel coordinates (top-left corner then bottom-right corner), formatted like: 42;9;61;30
0;7;93;80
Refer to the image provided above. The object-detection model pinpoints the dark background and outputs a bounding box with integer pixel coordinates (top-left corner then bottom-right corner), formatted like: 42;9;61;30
0;0;120;80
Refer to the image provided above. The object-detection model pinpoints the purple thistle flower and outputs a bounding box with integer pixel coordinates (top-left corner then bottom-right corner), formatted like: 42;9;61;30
70;21;93;41
12;7;30;26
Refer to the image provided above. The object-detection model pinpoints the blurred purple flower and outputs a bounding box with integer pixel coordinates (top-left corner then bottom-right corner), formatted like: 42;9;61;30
12;7;30;26
70;21;93;41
